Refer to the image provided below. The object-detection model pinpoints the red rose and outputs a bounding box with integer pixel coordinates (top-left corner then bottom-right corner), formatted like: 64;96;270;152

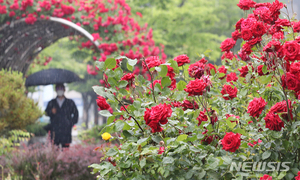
221;132;241;152
257;65;269;76
144;104;172;133
293;21;300;33
121;73;135;87
269;100;293;121
285;72;300;92
182;100;199;110
220;38;236;52
202;130;213;145
290;62;300;76
188;61;205;79
238;65;249;77
143;56;162;70
260;174;272;180
241;17;257;30
96;96;110;110
221;51;237;61
295;171;300;180
184;78;207;96
247;97;267;118
248;139;262;147
252;21;266;37
0;5;7;14
253;6;272;24
206;63;216;75
221;85;238;100
25;13;37;25
166;65;175;79
237;0;256;10
238;49;250;61
279;41;300;62
226;72;238;82
264;113;284;131
241;29;253;41
171;101;181;108
173;54;190;67
225;114;240;124
197;111;208;126
232;30;241;41
235;18;244;31
242;43;253;55
263;40;281;53
218;65;227;79
149;80;162;94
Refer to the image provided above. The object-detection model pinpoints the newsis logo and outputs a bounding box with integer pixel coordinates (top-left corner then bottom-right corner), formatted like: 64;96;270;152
230;162;291;172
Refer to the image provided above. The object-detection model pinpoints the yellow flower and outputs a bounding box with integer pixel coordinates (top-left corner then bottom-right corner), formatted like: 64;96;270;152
102;132;112;141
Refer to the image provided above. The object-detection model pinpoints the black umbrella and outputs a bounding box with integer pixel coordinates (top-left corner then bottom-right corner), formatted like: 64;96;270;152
25;68;84;87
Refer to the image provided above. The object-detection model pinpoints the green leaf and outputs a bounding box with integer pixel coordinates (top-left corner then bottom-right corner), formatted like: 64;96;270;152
105;69;115;77
122;130;132;137
140;158;146;168
278;171;286;179
107;116;115;125
106;148;118;156
105;58;117;69
108;77;118;86
162;157;174;164
118;80;128;88
176;134;188;142
159;65;168;77
177;80;187;91
218;73;225;78
114;67;123;80
127;58;138;66
99;110;112;117
92;86;105;96
137;75;145;84
137;137;149;146
169;60;179;73
133;101;141;109
262;151;271;160
258;75;272;84
262;65;268;74
127;62;133;72
161;76;172;88
95;61;105;71
233;128;246;135
152;135;162;143
115;121;124;132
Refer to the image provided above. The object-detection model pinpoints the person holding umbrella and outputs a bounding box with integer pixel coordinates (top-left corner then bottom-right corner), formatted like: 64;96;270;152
45;83;78;148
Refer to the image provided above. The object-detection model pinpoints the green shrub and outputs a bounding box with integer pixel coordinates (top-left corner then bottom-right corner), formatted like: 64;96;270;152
0;69;43;135
78;124;105;143
25;122;48;137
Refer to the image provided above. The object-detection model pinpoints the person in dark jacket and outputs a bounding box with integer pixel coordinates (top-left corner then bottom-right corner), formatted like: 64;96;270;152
45;84;78;148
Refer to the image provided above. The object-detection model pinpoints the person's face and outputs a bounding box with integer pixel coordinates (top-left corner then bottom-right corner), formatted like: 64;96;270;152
56;86;65;96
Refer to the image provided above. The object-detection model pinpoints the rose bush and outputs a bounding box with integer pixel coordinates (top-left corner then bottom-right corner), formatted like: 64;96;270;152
90;0;300;179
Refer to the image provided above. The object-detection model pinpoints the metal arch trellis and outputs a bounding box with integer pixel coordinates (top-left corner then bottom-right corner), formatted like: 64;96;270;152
0;17;101;75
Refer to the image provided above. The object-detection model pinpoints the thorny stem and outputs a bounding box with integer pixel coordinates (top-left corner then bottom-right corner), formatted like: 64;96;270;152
272;74;293;123
282;7;295;40
141;57;157;103
195;96;212;123
114;96;144;132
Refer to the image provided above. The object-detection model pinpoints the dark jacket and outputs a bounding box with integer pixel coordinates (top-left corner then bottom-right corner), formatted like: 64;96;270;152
45;97;78;144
